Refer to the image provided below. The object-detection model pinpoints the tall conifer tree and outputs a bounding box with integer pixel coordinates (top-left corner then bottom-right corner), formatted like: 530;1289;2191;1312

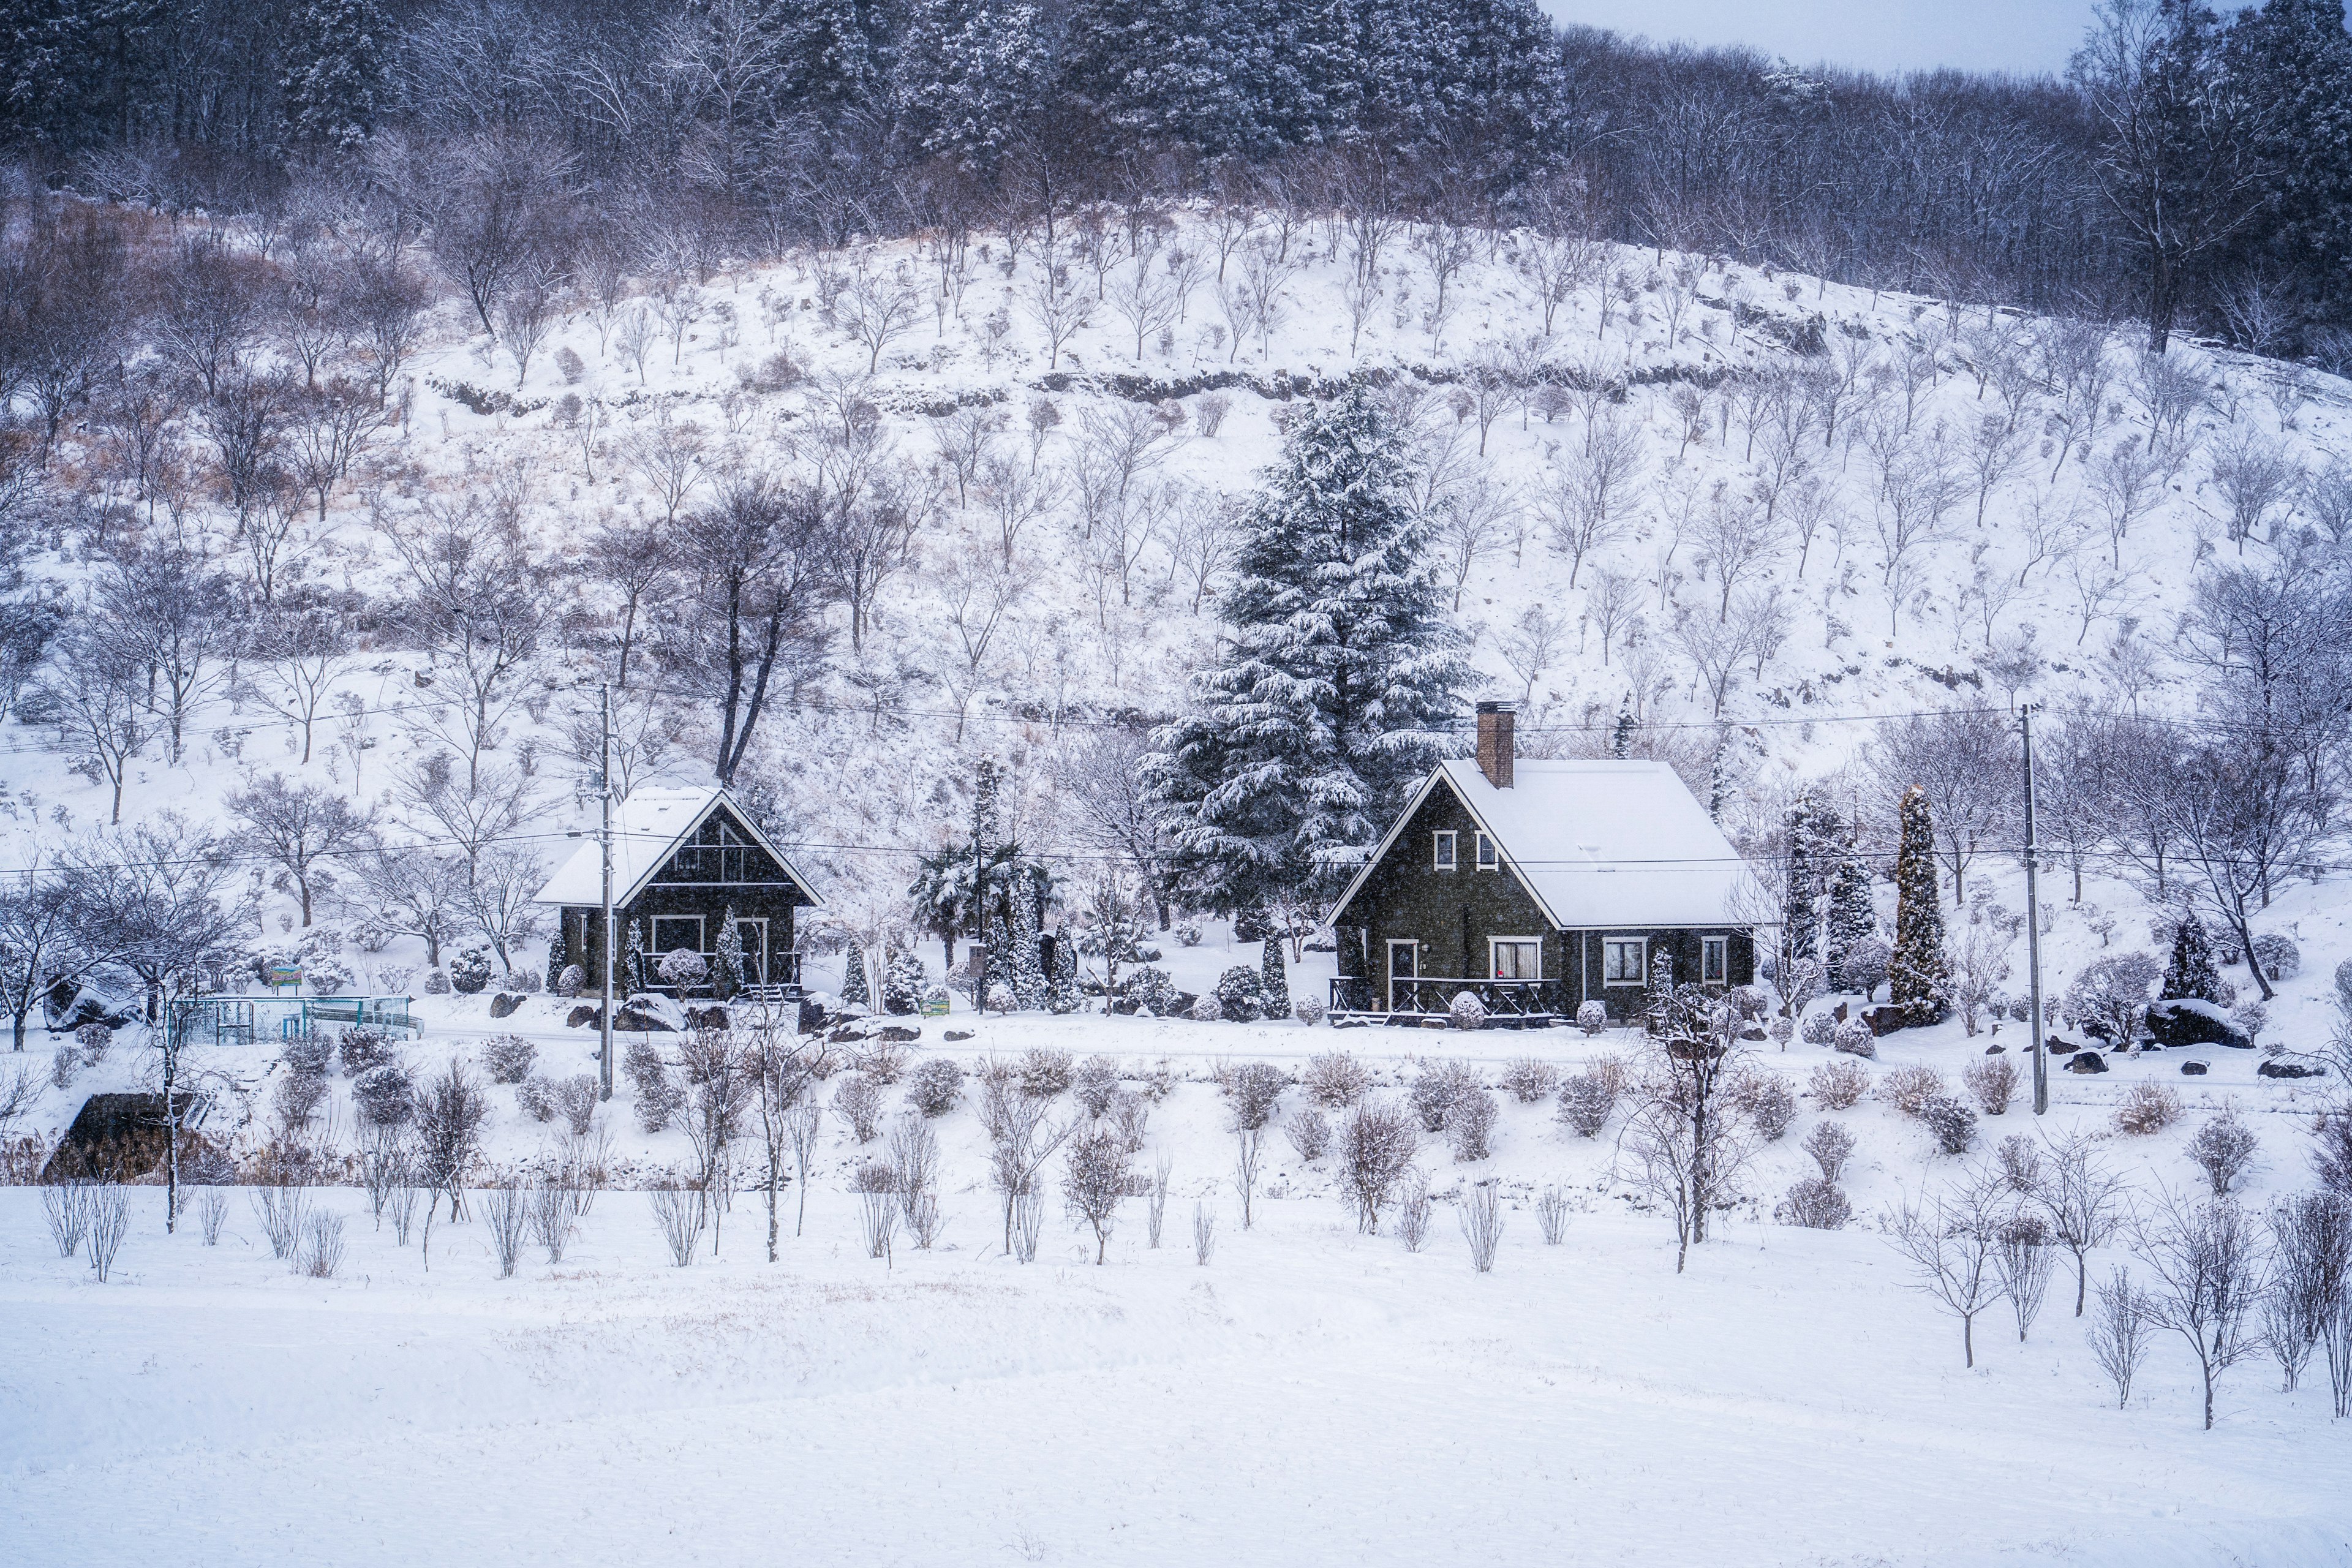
1887;785;1951;1025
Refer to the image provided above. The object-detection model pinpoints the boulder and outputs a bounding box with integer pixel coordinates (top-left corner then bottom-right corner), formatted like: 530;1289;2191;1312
2144;998;2253;1052
1738;1025;1770;1042
685;1005;730;1031
797;998;827;1035
2258;1059;2324;1080
2046;1037;2078;1055
1984;1043;2006;1055
944;1030;975;1042
875;1024;921;1043
2180;1060;2209;1076
612;1005;674;1033
565;1005;598;1029
2065;1050;2108;1074
488;992;525;1020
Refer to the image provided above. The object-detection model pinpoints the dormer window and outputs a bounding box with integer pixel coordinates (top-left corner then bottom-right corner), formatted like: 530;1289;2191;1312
1433;831;1457;871
1475;831;1498;870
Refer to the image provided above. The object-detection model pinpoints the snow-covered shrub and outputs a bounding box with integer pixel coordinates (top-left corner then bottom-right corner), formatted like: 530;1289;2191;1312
423;968;451;995
272;1072;328;1129
2231;1000;2268;1042
1189;993;1221;1022
1962;1054;2019;1115
832;1072;884;1142
1295;994;1328;1027
1175;924;1203;946
1335;1098;1422;1233
1831;1017;1877;1058
850;1041;907;1085
1837;936;1891;998
1134;1057;1177;1102
513;967;542;995
1730;1072;1798;1140
1807;1057;1870;1109
883;950;928;1015
1499;1056;1560;1103
2249;932;2301;984
2185;1109;2259;1194
1114;965;1179;1016
1214;965;1267;1022
1775;1177;1853;1230
352;1063;415;1126
375;965;415;995
1768;1014;1796;1049
281;1035;333;1077
304;954;355;996
1920;1094;1978;1155
1880;1065;1947;1117
1997;1134;2042;1193
1194;393;1232;436
986;982;1017;1014
1733;985;1771;1021
1576;1000;1608;1036
2113;1080;2183;1136
1800;1010;1836;1046
340;1028;397;1077
49;1042;78;1088
1801;1120;1855;1182
1408;1058;1483;1132
1284;1107;1331;1163
449;948;493;995
516;1074;557;1123
656;948;707;990
480;1033;537;1085
2064;951;2160;1044
1446;1088;1499;1161
349;918;393;954
1555;1072;1617;1137
1302;1050;1372;1109
907;1058;965;1118
556;963;586;999
1073;1054;1122;1120
624;1039;682;1133
1017;1047;1074;1099
553;1075;599;1136
1220;1060;1289;1130
1448;990;1487;1030
2337;957;2352;1016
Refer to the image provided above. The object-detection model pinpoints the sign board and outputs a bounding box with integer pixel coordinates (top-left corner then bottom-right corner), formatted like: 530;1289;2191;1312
265;965;304;990
921;997;951;1017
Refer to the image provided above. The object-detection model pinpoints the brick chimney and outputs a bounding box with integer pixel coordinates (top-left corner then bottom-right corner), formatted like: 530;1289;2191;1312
1476;701;1516;789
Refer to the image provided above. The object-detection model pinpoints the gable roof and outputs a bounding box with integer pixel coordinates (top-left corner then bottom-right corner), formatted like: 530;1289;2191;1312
1329;759;1760;932
532;784;821;909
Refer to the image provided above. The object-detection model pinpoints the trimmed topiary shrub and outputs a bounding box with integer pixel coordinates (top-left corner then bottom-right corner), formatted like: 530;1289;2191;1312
1215;966;1267;1022
480;1033;537;1084
1576;1000;1608;1035
908;1057;965;1117
1775;1177;1852;1229
450;948;494;995
1556;1072;1617;1137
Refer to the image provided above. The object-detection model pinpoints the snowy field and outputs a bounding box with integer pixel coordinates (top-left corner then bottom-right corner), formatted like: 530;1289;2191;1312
6;995;2350;1568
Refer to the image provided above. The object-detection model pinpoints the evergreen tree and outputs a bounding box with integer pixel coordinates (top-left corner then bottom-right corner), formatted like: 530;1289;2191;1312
1780;790;1824;973
1009;869;1047;1009
545;924;570;993
1611;696;1635;758
1822;809;1874;981
1046;933;1080;1014
894;0;1054;172
840;937;872;1008
1145;389;1472;914
1887;785;1951;1025
1260;935;1290;1019
279;0;385;153
1643;948;1675;1032
2224;0;2352;336
974;758;1009;998
2161;908;2226;1003
712;908;745;1001
759;0;887;119
625;918;646;993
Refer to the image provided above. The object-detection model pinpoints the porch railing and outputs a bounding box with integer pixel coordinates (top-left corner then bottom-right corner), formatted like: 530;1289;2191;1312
1328;976;1571;1018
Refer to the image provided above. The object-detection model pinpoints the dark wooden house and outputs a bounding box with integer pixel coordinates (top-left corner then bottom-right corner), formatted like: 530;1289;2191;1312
1326;703;1758;1024
534;785;822;998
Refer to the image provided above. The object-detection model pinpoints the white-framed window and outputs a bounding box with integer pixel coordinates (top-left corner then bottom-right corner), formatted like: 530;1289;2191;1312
1702;935;1730;985
1474;831;1498;870
1433;830;1457;871
1602;935;1646;986
649;915;706;955
1490;938;1541;981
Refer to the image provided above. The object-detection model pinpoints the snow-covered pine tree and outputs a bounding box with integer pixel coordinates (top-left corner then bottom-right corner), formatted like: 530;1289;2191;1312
894;0;1055;172
1781;791;1823;973
757;0;887;117
1611;695;1635;758
1643;948;1675;1032
1046;934;1080;1014
974;758;1009;998
1887;785;1951;1027
712;908;745;1001
1261;935;1290;1019
279;0;386;153
883;948;927;1014
1706;728;1733;821
625;918;647;993
1822;810;1875;983
545;925;570;994
841;937;872;1009
1144;388;1472;915
2161;909;2226;1003
1009;869;1047;1009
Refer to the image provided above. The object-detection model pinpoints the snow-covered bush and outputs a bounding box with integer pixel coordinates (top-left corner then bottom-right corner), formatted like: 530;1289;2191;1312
850;1041;907;1085
1733;985;1771;1021
2185;1109;2259;1194
1768;1014;1796;1049
1017;1047;1074;1099
1775;1177;1853;1230
986;982;1016;1014
1214;965;1267;1022
1838;936;1891;998
1073;1054;1122;1119
1802;1121;1855;1182
450;948;493;995
624;1039;681;1133
340;1028;397;1077
2231;1000;2268;1042
1555;1072;1617;1137
656;948;707;990
349;918;393;954
304;954;355;996
833;1073;884;1142
352;1063;415;1127
1800;1010;1836;1046
2249;932;2300;984
1175;924;1203;946
1115;965;1180;1016
1920;1094;1978;1155
1880;1064;1947;1117
556;963;586;999
1808;1058;1870;1109
480;1033;536;1084
1295;994;1328;1027
423;968;451;995
1284;1107;1331;1163
281;1035;332;1077
1730;1072;1797;1140
1408;1058;1483;1132
1448;990;1487;1030
1831;1017;1877;1058
2114;1080;2183;1136
883;950;928;1015
1499;1056;1560;1103
2064;951;2160;1044
1446;1088;1499;1161
516;1074;557;1123
1962;1054;2019;1115
1302;1050;1372;1108
50;1042;78;1088
553;1075;599;1136
1576;1000;1608;1035
1219;1060;1289;1130
1194;393;1231;436
1188;993;1221;1022
513;967;542;995
907;1058;965;1118
1997;1134;2041;1193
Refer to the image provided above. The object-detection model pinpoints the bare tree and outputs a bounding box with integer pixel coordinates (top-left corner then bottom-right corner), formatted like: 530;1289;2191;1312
837;255;923;373
1869;710;2018;906
1623;986;1757;1272
2135;1190;2267;1428
1062;1125;1131;1263
1335;1098;1419;1234
25;622;151;824
226;774;375;928
0;862;82;1053
2087;1265;2153;1407
1022;247;1091;370
1542;409;1646;588
1887;1167;2009;1367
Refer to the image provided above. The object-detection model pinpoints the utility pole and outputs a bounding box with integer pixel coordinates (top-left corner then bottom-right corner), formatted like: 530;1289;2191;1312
598;680;616;1102
2019;703;2049;1115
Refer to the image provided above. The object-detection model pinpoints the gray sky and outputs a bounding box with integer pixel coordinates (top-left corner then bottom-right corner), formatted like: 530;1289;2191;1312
1542;0;2099;77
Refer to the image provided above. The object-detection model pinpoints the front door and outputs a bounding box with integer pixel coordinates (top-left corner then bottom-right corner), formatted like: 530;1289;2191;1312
1387;939;1418;1012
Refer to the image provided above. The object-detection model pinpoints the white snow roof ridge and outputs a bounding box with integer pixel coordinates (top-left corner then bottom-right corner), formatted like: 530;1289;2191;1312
532;784;820;909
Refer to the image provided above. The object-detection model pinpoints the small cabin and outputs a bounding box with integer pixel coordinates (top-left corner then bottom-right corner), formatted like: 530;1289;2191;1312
533;785;822;998
1325;703;1758;1025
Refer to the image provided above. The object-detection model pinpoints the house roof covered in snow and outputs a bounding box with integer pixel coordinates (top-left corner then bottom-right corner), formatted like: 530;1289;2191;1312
532;784;821;909
1329;759;1762;931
